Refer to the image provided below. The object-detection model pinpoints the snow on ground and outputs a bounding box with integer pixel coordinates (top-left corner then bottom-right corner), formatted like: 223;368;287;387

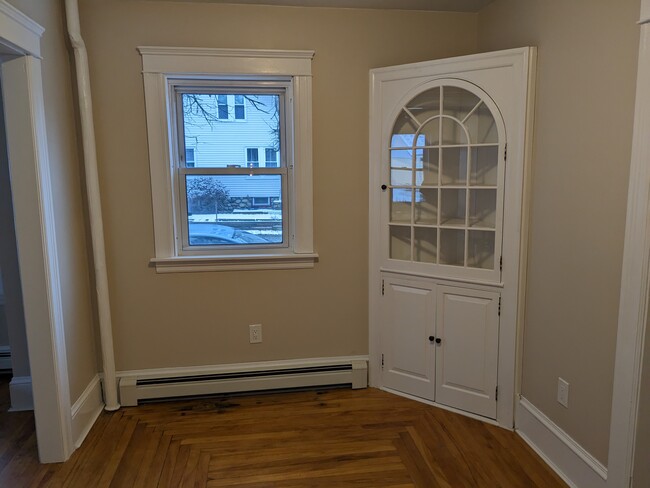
188;210;282;223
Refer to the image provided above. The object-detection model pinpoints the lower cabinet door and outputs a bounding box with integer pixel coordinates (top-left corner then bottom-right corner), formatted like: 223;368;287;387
381;277;436;401
435;285;500;419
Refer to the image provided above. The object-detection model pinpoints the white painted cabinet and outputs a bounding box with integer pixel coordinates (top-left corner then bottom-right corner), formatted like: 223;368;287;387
381;275;499;418
381;276;436;401
435;285;499;418
370;48;536;426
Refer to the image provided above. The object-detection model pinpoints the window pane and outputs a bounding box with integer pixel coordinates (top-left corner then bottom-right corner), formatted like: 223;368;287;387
442;86;480;122
465;102;498;144
234;94;245;119
405;87;440;125
389;225;411;261
265;148;278;167
439;228;465;266
414;227;437;264
390;148;412;186
441;147;468;185
415;148;438;186
185;175;283;246
181;93;281;168
414;189;437;225
467;230;495;269
390;189;411;223
217;95;228;119
185;148;195;168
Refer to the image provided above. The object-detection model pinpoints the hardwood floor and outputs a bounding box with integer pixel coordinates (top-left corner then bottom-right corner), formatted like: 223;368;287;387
0;378;567;487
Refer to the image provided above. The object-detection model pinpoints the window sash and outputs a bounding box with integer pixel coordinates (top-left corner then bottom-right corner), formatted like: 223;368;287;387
172;82;291;254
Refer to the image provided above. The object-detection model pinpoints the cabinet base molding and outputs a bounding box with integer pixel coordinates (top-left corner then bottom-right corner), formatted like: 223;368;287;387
516;397;607;488
380;386;501;427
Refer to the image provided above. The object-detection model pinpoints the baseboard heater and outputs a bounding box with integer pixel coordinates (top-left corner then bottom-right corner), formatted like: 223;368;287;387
119;359;368;406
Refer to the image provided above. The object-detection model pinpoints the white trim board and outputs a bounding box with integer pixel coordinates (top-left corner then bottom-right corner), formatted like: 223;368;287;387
0;1;43;58
516;397;607;488
607;2;650;486
71;375;104;448
0;4;74;462
8;375;33;411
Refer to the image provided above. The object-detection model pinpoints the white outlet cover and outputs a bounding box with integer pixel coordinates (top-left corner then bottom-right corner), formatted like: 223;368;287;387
249;324;262;344
557;377;569;408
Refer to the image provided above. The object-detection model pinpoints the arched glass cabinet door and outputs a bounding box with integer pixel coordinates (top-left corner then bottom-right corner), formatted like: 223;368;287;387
384;81;506;282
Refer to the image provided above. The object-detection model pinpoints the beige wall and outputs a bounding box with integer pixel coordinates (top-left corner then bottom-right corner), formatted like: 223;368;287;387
5;0;99;402
479;0;640;464
77;0;477;371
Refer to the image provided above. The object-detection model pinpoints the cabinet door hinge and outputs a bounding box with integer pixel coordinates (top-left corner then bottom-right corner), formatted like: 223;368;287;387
504;143;508;162
495;385;499;401
381;353;384;369
381;279;385;296
498;297;501;317
499;256;503;271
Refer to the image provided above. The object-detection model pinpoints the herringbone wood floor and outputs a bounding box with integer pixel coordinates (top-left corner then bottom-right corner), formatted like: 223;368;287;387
0;376;567;487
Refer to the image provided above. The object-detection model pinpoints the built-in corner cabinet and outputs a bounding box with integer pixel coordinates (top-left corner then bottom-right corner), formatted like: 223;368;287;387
369;48;536;427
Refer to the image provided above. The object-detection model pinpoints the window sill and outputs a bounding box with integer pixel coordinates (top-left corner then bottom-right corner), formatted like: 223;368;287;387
150;252;319;273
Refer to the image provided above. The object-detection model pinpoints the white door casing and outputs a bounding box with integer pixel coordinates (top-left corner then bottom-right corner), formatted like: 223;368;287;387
0;1;74;462
369;47;536;428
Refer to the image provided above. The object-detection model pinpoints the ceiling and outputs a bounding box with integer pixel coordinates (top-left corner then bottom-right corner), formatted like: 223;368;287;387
155;0;494;13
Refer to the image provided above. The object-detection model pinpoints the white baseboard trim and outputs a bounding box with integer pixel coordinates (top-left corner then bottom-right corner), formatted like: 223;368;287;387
516;397;607;488
71;375;104;448
8;375;33;411
118;355;369;407
0;345;11;370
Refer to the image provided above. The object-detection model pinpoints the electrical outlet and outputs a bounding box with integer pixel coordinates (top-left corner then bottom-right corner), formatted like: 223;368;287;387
557;377;569;408
249;324;262;344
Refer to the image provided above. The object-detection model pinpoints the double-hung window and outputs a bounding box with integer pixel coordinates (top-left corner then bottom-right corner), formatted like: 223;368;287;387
139;47;316;272
175;83;288;248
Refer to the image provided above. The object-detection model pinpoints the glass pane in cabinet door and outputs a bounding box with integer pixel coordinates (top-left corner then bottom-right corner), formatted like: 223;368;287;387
465;102;498;144
418;119;439;147
441;147;468;185
406;87;441;124
468;230;495;269
390;188;412;223
414;227;437;264
440;189;466;226
391;111;419;148
469;189;496;228
390;226;411;261
441;118;468;145
470;146;499;186
390;149;412;186
439;228;465;266
415;148;438;186
414;189;437;225
442;86;481;122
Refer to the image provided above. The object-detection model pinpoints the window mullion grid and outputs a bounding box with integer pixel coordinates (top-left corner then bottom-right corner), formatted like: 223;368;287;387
410;144;415;262
179;167;286;176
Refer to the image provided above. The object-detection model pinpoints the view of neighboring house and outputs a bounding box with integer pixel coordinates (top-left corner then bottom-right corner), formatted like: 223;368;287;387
183;93;282;209
180;92;284;244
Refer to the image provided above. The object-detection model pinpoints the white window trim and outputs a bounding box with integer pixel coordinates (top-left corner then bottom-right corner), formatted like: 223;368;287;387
139;47;317;272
